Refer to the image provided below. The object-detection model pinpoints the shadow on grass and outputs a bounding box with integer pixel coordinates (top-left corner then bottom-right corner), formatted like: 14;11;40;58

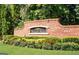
0;52;8;55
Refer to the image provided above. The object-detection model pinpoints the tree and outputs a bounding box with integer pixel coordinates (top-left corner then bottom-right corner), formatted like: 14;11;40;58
0;4;29;35
75;4;79;24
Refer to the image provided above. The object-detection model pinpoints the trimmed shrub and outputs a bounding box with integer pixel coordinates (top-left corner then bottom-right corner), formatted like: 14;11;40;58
42;43;52;50
2;35;79;50
27;44;35;48
62;42;79;50
63;37;79;44
53;42;79;50
53;43;62;50
19;39;27;47
27;41;35;48
43;37;61;45
34;43;42;49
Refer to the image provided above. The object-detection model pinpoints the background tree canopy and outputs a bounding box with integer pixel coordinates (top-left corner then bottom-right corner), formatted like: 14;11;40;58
0;4;79;37
27;4;79;25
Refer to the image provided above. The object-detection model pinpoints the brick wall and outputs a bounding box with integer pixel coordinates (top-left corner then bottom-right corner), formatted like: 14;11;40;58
14;18;79;37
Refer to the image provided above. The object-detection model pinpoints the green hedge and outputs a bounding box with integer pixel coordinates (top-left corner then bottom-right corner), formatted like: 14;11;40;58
62;37;79;44
53;42;79;50
2;35;79;50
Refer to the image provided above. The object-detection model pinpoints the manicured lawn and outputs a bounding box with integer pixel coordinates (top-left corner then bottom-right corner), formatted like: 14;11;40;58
0;43;79;55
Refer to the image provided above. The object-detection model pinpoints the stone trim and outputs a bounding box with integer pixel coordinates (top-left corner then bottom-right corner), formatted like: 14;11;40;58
29;33;48;35
29;26;48;28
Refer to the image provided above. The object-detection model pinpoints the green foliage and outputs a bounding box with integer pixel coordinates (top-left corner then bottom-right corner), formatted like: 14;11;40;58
27;4;68;20
62;42;79;50
34;43;42;49
53;42;79;50
45;37;60;44
62;37;79;44
3;35;60;49
53;43;62;50
2;35;79;50
0;4;29;35
42;43;52;50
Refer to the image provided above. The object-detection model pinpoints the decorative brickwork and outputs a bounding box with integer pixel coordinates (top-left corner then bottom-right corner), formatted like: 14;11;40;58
14;18;79;37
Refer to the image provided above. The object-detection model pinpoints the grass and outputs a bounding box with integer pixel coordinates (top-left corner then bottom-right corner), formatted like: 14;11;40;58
0;43;79;55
